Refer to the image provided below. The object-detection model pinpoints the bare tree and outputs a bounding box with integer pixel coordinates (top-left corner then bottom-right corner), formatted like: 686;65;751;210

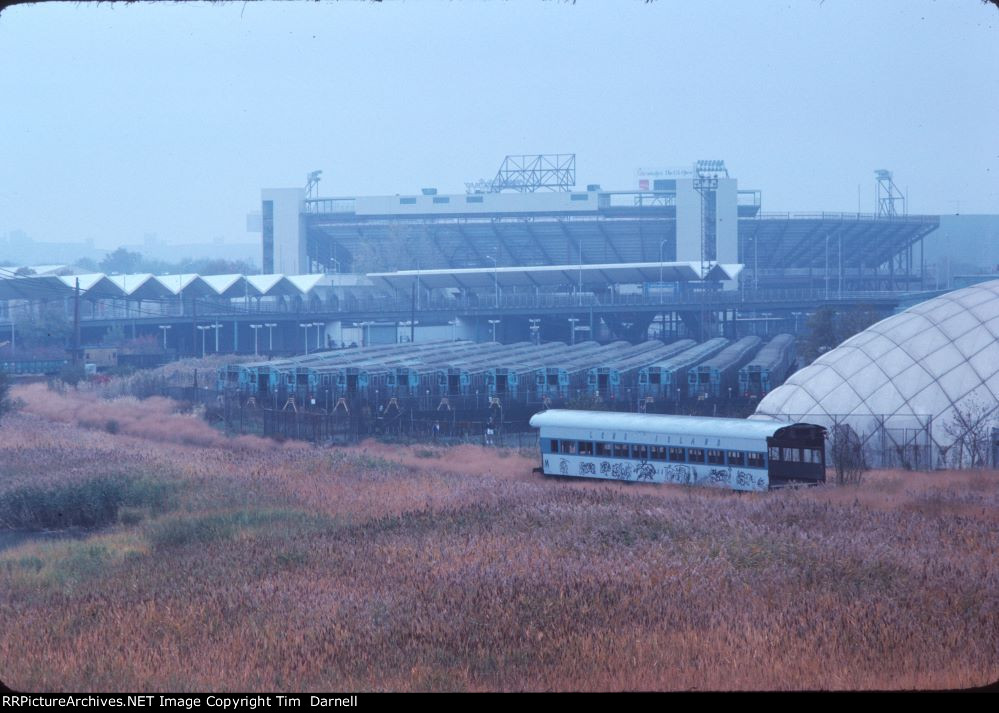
942;396;996;469
829;423;867;485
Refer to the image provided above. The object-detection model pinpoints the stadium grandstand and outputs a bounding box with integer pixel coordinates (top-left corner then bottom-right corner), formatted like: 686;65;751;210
260;156;938;293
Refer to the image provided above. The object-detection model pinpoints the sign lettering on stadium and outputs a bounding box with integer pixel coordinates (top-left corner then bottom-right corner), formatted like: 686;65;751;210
636;166;696;179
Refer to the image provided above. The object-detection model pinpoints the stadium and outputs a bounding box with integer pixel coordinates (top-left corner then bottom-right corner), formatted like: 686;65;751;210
264;157;938;295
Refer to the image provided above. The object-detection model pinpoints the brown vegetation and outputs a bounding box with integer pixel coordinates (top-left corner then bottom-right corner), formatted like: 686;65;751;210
0;388;996;691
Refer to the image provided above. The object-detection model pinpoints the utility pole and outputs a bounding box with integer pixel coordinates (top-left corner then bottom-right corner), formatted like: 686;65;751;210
72;278;81;365
191;297;198;358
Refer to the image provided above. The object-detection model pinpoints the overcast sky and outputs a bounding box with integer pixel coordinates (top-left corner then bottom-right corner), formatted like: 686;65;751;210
0;1;996;249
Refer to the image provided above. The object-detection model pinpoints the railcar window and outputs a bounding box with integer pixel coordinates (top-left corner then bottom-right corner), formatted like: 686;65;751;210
650;446;667;461
748;452;765;468
595;442;611;457
668;446;685;462
613;443;629;459
578;441;594;456
804;448;823;464
688;448;705;463
548;439;558;454
727;451;745;466
768;447;781;461
782;447;800;462
560;440;577;455
707;449;724;465
633;445;649;461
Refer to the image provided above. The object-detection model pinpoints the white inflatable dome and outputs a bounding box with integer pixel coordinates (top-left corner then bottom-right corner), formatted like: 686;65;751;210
756;279;999;451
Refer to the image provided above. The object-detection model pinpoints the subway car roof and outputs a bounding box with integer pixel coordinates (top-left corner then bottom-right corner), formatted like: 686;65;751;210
529;410;823;441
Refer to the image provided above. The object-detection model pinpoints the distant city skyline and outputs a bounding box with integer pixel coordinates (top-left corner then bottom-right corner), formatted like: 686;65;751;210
1;1;996;250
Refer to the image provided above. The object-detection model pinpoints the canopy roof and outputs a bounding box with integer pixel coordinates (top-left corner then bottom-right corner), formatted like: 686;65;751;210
0;272;345;301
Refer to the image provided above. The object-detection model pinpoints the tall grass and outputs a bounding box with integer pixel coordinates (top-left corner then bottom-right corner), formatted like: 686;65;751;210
0;396;996;692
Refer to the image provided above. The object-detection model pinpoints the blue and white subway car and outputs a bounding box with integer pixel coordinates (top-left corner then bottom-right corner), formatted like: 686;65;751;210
529;410;826;492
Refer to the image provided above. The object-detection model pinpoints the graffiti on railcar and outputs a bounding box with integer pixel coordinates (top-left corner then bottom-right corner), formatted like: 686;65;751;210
635;462;656;481
664;463;692;484
709;468;730;485
611;462;633;480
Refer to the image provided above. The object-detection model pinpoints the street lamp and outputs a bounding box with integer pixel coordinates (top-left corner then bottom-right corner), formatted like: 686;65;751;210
567;317;580;346
488;319;500;343
659;238;668;304
211;322;222;353
312;322;324;351
299;323;312;354
250;324;263;356
196;325;211;358
158;324;171;351
264;323;277;352
825;233;829;300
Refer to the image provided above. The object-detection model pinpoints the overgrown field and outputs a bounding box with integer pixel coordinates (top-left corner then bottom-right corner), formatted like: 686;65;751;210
1;387;996;691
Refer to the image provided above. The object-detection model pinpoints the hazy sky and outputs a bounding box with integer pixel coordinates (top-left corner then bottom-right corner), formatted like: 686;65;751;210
0;1;996;249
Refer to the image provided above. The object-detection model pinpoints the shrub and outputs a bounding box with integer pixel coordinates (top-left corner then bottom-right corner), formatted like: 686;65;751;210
0;475;173;531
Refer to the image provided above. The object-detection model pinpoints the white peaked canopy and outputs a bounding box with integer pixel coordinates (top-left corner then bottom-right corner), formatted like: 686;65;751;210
0;272;337;300
756;279;999;452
